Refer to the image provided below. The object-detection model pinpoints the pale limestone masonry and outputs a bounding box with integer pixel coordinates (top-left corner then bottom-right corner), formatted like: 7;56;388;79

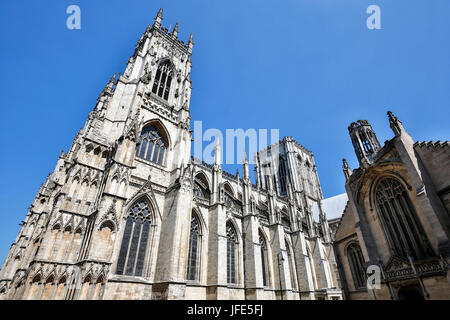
0;9;341;300
334;113;450;300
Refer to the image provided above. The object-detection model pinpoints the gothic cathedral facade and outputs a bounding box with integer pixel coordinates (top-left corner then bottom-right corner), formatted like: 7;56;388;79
0;9;342;300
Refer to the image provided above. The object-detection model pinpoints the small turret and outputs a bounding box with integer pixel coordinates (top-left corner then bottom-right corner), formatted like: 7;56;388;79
348;119;381;167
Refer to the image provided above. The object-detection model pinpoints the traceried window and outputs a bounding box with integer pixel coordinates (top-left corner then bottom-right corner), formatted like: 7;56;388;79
135;125;167;165
186;214;201;281
347;243;366;289
151;60;173;100
226;222;238;284
259;232;269;287
278;156;288;195
375;177;433;260
116;199;152;277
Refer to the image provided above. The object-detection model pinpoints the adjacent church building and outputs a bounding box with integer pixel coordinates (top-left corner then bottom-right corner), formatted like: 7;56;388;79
0;10;342;300
334;113;450;300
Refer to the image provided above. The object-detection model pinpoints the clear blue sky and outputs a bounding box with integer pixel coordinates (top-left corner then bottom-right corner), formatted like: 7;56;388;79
0;0;449;264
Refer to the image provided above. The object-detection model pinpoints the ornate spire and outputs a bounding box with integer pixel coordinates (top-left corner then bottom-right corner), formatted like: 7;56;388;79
342;158;352;180
214;135;221;167
387;110;404;137
154;8;163;28
172;22;179;38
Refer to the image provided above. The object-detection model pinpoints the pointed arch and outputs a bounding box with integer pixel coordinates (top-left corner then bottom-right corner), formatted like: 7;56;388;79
186;210;202;281
223;182;235;198
116;197;154;277
194;171;211;200
151;58;175;100
226;220;239;284
373;176;433;260
259;229;270;287
345;242;366;289
136;119;170;166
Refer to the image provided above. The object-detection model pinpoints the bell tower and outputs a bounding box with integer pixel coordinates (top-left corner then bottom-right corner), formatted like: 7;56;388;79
348;120;381;167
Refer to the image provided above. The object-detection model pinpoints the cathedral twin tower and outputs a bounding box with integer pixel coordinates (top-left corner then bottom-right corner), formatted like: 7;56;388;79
0;9;342;300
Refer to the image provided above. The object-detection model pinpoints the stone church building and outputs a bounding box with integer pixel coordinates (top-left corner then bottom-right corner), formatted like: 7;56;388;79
0;9;342;300
334;113;450;300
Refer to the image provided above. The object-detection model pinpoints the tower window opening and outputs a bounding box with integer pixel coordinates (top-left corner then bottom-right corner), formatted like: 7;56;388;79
152;61;173;100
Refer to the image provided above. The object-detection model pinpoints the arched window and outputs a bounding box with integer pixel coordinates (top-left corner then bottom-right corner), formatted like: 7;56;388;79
226;222;238;284
116;199;152;277
278;156;288;195
135;125;167;165
259;232;269;287
193;174;210;200
347;243;366;289
186;213;201;281
151;60;173;100
375;177;433;260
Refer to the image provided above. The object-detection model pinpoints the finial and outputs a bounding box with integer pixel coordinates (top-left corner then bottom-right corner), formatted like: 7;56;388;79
172;22;179;38
387;110;404;137
154;8;163;27
214;135;221;166
188;33;194;50
342;158;352;180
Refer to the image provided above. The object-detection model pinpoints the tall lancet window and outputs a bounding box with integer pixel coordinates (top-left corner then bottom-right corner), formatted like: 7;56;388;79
226;222;238;284
347;243;366;289
186;214;201;281
135;125;167;165
151;60;173;100
116;199;152;277
259;232;269;287
375;177;433;260
278;156;288;195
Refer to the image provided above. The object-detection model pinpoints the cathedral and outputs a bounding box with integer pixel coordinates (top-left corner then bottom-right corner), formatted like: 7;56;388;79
0;9;342;300
334;113;450;300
